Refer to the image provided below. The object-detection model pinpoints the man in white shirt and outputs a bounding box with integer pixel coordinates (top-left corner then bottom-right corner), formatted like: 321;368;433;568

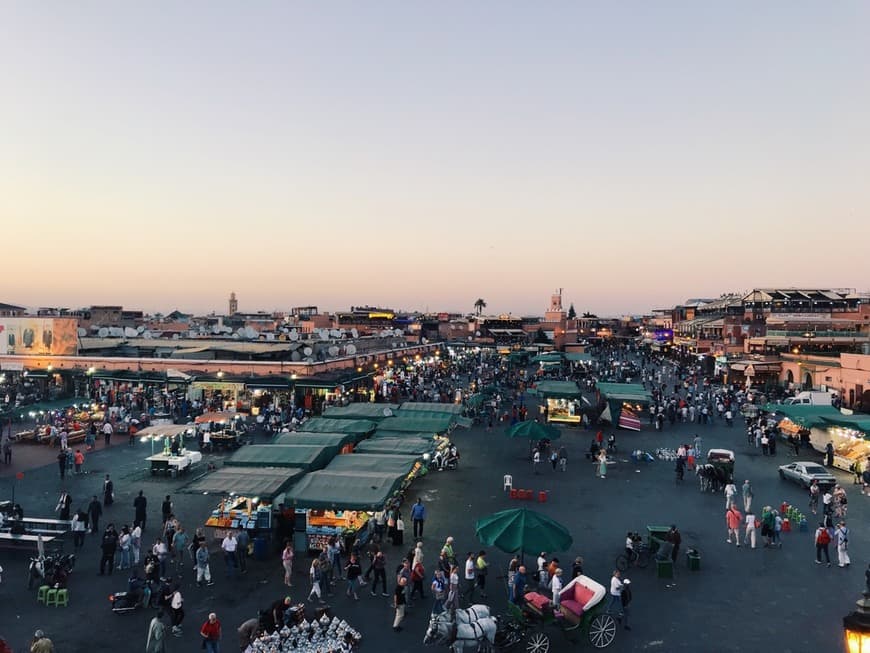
606;570;623;615
221;532;238;577
724;482;737;510
462;552;476;604
537;552;549;588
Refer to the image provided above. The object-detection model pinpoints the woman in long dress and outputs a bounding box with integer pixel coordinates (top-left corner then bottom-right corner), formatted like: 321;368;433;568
597;450;608;478
146;611;167;653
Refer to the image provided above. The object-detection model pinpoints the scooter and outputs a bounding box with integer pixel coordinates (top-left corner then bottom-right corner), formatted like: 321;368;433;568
28;553;75;590
110;574;164;614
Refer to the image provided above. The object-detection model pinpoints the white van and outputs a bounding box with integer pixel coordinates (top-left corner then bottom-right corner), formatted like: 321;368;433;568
783;391;837;406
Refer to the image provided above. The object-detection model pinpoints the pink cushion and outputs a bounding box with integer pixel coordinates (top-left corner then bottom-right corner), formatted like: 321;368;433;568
560;599;584;617
523;592;551;610
571;583;595;606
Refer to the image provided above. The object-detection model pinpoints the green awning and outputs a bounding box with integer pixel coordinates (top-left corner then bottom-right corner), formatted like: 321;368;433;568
244;376;292;390
322;404;400;420
761;404;841;428
377;414;453;433
370;430;439;441
225;444;338;470
355;438;437;455
531;353;563;364
399;402;465;415
325;453;420;475
182;467;304;500
298;418;377;436
820;415;870;433
563;353;592;363
272;432;358;448
285;471;405;510
531;380;582;399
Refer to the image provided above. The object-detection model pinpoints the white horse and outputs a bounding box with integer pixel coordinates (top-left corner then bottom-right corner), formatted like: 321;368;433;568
433;605;492;624
424;615;498;653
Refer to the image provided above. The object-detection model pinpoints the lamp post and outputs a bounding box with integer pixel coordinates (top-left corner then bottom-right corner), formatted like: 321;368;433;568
843;592;870;652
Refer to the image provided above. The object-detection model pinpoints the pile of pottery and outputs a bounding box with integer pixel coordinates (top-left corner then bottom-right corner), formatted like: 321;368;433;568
248;614;362;653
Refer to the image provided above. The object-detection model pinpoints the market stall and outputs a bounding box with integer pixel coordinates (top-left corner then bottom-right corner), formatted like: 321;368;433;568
225;444;339;471
203;493;282;542
185;466;305;501
531;380;585;424
354;437;438;455
324;453;421;476
596;382;653;431
146;450;203;476
398;401;465;415
272;432;358;450
812;414;870;472
321;404;399;420
195;411;247;450
377;414;455;434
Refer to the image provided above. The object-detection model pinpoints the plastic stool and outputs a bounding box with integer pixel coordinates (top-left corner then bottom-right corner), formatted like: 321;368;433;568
538;491;548;503
782;518;791;533
45;588;59;607
503;475;513;492
509;488;518;500
54;589;69;607
37;585;50;604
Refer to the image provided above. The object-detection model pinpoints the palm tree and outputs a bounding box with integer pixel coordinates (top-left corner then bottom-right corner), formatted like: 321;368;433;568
474;298;487;316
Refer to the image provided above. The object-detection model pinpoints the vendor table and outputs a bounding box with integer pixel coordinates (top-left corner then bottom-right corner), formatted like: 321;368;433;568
147;450;203;475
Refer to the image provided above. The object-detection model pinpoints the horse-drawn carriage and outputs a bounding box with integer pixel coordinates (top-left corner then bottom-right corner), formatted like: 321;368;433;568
424;575;616;652
696;448;735;493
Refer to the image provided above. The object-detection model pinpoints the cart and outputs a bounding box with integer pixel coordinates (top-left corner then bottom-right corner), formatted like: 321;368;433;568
707;449;735;482
495;575;616;651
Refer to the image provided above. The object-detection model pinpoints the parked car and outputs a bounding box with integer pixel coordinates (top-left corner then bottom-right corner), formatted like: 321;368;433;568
778;461;836;489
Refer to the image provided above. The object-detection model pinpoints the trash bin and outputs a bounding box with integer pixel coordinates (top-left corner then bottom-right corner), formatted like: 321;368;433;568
656;559;674;579
253;536;268;561
686;550;701;571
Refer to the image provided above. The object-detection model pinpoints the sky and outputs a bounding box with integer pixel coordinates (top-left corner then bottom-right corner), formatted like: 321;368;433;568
1;2;868;317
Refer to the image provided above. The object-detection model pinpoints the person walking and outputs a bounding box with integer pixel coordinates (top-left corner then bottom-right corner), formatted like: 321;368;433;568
392;577;407;632
55;490;72;521
71;510;87;550
200;613;222;653
221;531;238;578
814;522;832;567
370;550;388;597
345;554;362;600
743;510;757;549
196;541;214;586
73;449;84;474
99;524;119;575
558;445;567;472
281;540;294;587
532;449;541;474
146;610;168;653
726;505;742;546
620;579;633;630
134;491;148;531
550;568;563;609
410;498;426;539
724;481;737;510
446;565;460;613
161;495;173;526
836;521;851;568
597;449;608;479
234;528;249;574
103;474;114;507
742;480;753;512
474;550;489;599
431;568;447;614
462;552;476;604
102;420;113;446
88;495;103;534
308;559;323;603
606;570;623;615
410;557;426;601
809;480;820;515
166;582;184;636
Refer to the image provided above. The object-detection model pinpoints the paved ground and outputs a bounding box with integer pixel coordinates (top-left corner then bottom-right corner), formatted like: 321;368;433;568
0;390;863;652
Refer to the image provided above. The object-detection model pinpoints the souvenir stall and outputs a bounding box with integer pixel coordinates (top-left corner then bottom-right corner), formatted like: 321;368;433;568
246;613;362;653
532;380;585;425
225;444;339;472
297;418;377;442
272;432;358;451
596;382;653;431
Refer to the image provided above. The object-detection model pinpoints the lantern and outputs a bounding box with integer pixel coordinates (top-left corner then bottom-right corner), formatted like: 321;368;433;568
844;593;870;653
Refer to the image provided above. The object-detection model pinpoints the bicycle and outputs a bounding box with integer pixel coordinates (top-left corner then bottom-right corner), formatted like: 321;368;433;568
615;544;650;571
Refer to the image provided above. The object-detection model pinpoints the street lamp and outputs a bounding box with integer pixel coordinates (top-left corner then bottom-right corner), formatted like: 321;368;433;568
844;592;870;652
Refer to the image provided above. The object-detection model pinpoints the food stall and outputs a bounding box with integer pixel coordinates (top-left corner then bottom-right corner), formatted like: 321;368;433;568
297;418;377;441
190;467;306;542
530;380;585;425
321;404;400;421
377;413;456;435
273;432;358;451
595;382;653;431
195;411;247;451
812;414;870;472
224;444;339;471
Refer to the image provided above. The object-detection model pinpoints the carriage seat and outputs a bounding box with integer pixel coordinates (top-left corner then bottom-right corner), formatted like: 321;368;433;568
522;592;553;618
557;575;606;625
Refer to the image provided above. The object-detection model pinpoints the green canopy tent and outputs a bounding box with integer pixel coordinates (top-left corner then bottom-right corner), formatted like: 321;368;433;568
377;414;454;434
297;418;377;439
506;421;562;440
285;471;405;510
394;409;471;429
760;404;841;428
370;430;440;441
181;467;305;501
355;437;437;455
272;432;358;449
530;353;564;364
225;444;338;471
322;404;400;420
399;402;465;415
529;380;582;399
325;453;420;475
595;382;653;430
819;414;870;432
475;507;573;557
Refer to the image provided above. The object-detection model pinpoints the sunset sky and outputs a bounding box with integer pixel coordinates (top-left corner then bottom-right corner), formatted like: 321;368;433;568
1;2;868;317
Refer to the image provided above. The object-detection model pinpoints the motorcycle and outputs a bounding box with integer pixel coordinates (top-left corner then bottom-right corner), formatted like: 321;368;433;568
110;574;166;614
28;553;75;590
430;447;459;471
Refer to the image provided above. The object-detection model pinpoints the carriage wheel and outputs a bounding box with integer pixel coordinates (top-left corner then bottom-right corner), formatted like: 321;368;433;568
588;613;617;648
525;630;550;653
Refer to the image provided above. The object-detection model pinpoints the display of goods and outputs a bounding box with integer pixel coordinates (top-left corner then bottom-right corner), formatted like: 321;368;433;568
247;614;361;653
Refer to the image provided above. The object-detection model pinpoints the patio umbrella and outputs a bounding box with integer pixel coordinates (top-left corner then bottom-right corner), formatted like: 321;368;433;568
475;507;573;556
505;420;561;440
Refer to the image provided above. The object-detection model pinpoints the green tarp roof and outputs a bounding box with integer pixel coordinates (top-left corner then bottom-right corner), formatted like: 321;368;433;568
399;402;464;415
564;353;593;363
596;383;651;400
761;404;842;428
531;353;563;363
395;410;470;428
531;380;582;398
225;444;338;470
272;432;358;448
285;471;405;510
298;418;377;436
371;430;439;441
377;414;453;433
322;404;400;420
355;438;437;455
325;453;420;475
182;467;304;500
820;414;870;433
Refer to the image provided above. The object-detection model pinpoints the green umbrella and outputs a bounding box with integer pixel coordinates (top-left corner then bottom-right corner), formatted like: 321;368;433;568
505;420;562;440
475;507;573;556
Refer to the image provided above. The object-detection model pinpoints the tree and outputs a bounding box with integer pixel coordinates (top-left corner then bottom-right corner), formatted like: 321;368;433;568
567;303;577;319
581;312;598;318
474;298;487;316
534;328;551;344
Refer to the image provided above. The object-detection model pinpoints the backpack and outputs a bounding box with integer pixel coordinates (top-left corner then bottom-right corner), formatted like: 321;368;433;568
817;529;831;545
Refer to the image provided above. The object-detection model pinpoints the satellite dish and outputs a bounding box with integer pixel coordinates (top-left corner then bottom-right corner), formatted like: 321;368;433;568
328;346;339;357
289;330;299;342
172;333;180;340
212;325;221;334
222;326;233;334
346;344;356;355
245;326;257;339
383;408;393;417
124;327;137;337
236;327;246;337
330;329;340;338
319;329;329;340
266;332;275;341
98;328;109;338
290;350;301;361
109;327;123;337
77;327;87;337
89;324;100;332
339;329;346;338
303;347;313;357
422;337;428;344
232;333;240;339
143;331;153;339
351;328;358;339
304;357;314;363
475;331;481;337
137;325;145;333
